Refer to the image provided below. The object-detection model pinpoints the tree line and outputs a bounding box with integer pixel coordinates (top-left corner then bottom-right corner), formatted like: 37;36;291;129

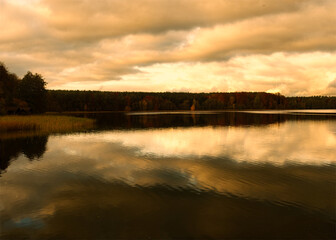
1;62;335;115
46;90;335;112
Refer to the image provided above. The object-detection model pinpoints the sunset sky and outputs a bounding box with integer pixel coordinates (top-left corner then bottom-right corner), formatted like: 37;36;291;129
1;0;335;96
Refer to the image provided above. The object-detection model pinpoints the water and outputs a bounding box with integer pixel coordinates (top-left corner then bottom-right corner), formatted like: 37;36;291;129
1;111;335;239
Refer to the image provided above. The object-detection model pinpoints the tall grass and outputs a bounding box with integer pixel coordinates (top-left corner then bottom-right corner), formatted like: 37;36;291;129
0;115;95;134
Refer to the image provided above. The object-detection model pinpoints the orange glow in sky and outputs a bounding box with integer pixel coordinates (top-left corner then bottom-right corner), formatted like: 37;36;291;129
1;0;335;95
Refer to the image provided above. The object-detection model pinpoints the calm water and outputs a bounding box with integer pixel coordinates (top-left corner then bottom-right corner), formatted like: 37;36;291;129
1;110;335;239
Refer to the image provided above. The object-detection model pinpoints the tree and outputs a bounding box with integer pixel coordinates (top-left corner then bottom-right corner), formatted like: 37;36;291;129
0;62;20;114
253;93;262;109
17;71;47;113
0;98;5;115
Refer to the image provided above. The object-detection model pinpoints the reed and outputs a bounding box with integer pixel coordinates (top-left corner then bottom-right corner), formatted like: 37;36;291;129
0;115;95;133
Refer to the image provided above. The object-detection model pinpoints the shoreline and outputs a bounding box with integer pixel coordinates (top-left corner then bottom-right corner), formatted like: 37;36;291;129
47;109;336;115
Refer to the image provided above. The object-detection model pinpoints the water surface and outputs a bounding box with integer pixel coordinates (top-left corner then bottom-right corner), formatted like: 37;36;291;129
1;110;335;239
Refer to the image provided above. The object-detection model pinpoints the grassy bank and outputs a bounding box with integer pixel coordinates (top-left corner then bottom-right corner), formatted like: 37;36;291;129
0;115;95;134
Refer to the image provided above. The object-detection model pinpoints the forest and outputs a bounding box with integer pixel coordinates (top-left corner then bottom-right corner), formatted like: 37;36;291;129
1;62;335;114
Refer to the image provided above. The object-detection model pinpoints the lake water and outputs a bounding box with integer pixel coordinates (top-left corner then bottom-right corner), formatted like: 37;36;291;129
1;110;335;239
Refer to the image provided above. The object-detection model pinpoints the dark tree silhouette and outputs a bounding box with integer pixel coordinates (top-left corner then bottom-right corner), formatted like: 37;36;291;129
17;71;47;113
0;62;20;114
46;90;335;112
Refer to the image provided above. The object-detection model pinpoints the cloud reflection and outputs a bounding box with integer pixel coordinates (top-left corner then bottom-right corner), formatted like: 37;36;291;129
0;119;335;238
66;120;336;164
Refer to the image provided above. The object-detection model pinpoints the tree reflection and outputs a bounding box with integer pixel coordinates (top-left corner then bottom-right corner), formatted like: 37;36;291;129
0;135;48;173
71;112;287;130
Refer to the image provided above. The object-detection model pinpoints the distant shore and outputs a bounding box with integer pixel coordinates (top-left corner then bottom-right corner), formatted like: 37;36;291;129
47;109;336;115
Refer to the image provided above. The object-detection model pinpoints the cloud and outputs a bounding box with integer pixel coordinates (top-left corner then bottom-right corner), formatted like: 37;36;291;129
0;0;335;94
177;1;336;61
328;79;336;88
106;52;335;96
41;0;309;40
326;79;336;95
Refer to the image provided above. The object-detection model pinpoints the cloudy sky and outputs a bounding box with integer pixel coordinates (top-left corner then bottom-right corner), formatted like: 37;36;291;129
1;0;335;96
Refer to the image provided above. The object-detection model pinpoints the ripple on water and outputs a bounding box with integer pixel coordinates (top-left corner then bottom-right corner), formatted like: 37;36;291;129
1;112;335;239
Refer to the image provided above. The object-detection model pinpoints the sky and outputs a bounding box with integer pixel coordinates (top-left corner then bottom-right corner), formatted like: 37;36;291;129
0;0;335;96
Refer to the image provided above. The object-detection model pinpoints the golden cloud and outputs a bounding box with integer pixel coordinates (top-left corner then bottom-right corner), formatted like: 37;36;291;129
0;0;335;94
